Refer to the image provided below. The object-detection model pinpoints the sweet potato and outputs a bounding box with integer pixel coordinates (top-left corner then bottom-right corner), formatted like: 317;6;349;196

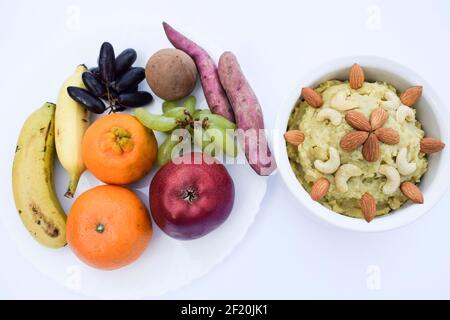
162;22;235;122
218;52;276;176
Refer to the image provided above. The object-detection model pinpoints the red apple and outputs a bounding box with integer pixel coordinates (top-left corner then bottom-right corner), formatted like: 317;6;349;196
149;152;235;240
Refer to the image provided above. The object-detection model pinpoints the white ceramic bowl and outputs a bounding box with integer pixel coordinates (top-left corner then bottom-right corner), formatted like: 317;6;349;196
274;56;450;232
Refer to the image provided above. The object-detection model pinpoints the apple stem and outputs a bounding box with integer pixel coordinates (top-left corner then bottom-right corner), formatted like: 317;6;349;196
181;187;198;203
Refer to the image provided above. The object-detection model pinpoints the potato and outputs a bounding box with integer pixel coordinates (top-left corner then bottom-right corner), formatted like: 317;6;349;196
145;48;197;100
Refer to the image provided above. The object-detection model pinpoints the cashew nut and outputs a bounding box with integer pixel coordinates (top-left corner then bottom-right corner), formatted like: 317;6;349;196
396;147;417;176
335;164;363;192
379;165;400;195
380;90;400;110
317;108;342;126
396;104;415;124
330;90;359;111
314;147;341;174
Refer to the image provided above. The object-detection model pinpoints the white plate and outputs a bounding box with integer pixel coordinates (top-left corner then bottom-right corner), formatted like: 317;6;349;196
2;45;268;298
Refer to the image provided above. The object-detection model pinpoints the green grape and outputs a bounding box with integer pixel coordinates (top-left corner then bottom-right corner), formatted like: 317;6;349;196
198;114;236;130
205;124;237;157
182;96;196;115
193;109;211;118
162;101;177;113
192;123;212;155
163;107;191;119
157;135;181;166
134;108;178;132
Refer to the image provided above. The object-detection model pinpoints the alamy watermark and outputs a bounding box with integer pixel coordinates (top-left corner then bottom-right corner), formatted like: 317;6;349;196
66;5;81;31
366;265;381;290
65;265;82;291
366;5;382;31
164;126;277;175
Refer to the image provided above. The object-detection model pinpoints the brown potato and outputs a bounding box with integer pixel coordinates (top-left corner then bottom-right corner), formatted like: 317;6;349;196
145;48;197;100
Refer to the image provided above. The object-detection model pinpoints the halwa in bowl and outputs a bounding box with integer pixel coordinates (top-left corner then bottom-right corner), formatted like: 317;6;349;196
275;57;449;231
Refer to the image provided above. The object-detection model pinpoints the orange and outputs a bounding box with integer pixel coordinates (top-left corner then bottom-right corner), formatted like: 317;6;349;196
82;113;157;185
67;185;152;270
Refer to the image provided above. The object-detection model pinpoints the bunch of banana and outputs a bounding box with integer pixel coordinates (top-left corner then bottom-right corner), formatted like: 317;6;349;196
56;64;89;198
12;103;67;248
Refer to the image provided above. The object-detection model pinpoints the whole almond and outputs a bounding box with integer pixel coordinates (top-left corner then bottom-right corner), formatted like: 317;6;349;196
362;133;380;162
360;192;376;222
345;111;371;131
420;137;445;154
400;86;423;106
301;87;323;108
374;128;400;145
370;108;388;130
349;63;365;89
284;130;305;146
400;182;424;204
340;131;369;151
310;178;330;201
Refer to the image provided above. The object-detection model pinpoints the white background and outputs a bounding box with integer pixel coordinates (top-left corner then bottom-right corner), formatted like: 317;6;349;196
1;0;450;299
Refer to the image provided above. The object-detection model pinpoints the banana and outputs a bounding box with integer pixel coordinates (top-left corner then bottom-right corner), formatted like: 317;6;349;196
55;64;89;198
12;103;67;248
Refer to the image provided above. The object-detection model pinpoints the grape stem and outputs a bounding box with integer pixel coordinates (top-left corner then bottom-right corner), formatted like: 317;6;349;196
102;82;122;113
176;111;210;130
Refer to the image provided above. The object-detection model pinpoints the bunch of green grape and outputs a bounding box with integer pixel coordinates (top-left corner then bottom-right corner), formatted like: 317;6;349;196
134;96;237;166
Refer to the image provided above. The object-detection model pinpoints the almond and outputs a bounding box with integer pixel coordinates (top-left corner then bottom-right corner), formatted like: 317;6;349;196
374;128;400;145
400;182;424;204
420;137;445;154
345;111;371;131
370;108;388;130
301;87;323;108
400;86;422;106
360;192;376;222
284;130;305;146
310;178;330;201
349;63;365;89
362;133;380;162
340;131;369;151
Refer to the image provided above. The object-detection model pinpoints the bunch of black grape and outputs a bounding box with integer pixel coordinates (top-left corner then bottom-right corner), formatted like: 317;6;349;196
68;42;153;114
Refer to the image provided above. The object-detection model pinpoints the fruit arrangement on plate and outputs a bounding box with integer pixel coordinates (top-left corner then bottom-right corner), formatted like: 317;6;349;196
12;22;276;270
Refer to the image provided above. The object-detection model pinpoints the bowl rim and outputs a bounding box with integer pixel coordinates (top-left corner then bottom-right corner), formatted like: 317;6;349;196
274;55;450;232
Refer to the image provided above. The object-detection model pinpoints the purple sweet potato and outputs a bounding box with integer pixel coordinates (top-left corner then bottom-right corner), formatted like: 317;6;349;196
162;22;235;122
218;52;276;176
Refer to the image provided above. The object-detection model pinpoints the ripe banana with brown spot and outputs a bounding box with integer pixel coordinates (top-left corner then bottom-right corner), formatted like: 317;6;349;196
56;64;89;198
12;102;67;248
